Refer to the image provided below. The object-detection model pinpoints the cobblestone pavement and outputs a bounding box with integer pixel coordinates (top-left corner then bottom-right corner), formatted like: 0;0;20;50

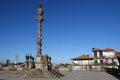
0;71;119;80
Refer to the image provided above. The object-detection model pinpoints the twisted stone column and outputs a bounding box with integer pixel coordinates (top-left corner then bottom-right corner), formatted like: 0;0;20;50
35;3;43;69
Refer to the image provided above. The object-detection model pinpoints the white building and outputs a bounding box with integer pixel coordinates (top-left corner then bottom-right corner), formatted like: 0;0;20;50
71;48;118;71
71;55;93;71
92;48;118;67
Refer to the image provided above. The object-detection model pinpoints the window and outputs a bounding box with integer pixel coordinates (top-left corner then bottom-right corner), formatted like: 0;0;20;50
94;60;98;65
99;51;103;58
94;52;97;58
100;60;103;65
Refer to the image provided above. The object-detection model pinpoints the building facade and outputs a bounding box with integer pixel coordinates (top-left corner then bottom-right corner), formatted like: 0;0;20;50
71;55;93;71
92;48;118;67
71;48;118;71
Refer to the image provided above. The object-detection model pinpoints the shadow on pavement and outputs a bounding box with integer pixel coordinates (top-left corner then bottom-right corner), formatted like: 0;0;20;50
105;68;120;80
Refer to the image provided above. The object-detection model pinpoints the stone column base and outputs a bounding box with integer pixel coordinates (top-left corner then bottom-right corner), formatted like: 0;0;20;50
35;55;43;69
35;62;43;69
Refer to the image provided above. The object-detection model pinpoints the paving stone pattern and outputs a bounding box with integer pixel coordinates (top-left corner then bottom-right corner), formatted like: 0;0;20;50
0;71;119;80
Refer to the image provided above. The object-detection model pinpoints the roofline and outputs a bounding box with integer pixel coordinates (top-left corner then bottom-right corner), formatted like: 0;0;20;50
71;58;93;60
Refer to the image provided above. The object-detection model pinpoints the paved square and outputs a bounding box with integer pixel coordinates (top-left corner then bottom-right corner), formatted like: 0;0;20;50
0;71;119;80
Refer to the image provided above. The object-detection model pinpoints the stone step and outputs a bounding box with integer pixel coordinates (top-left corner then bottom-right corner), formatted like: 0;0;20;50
49;69;64;78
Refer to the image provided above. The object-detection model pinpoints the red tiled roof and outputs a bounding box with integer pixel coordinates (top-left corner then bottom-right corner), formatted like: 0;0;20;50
92;48;114;52
104;48;114;51
71;55;93;60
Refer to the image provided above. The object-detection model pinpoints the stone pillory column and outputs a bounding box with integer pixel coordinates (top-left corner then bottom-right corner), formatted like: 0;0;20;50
35;3;43;69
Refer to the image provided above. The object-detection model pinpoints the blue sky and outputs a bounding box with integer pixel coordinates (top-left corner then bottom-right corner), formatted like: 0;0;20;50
0;0;120;63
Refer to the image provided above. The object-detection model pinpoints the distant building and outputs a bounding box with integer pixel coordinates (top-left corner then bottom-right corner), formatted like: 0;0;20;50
92;48;117;66
115;51;120;69
71;55;93;71
71;48;118;71
6;59;10;66
0;63;2;67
